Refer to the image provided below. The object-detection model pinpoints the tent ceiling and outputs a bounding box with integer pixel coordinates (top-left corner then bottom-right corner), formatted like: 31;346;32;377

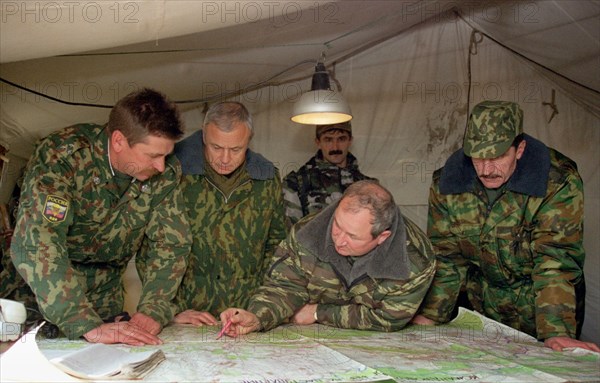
1;0;599;158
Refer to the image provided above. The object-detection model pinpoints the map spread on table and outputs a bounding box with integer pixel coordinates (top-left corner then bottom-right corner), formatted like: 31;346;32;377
36;308;600;382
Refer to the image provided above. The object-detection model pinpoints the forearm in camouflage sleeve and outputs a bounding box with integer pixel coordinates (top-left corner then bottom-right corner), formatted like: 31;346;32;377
248;242;310;331
282;172;304;226
317;259;436;331
532;172;585;339
261;174;288;277
136;173;191;326
419;184;466;323
10;157;103;339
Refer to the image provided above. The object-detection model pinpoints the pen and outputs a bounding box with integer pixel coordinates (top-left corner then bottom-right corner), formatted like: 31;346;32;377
216;310;238;340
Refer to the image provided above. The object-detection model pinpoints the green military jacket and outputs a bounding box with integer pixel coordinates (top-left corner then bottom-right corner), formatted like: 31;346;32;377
420;135;585;340
172;130;287;316
9;124;191;339
248;201;436;332
283;151;374;225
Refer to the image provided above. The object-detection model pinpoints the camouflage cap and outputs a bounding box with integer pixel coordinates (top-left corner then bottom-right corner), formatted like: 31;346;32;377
316;121;352;138
463;101;523;159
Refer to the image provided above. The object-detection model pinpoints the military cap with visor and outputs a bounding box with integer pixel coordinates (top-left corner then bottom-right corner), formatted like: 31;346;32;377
316;121;352;138
463;101;523;159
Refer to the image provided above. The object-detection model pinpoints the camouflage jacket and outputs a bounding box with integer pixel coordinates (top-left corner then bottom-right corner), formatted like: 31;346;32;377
172;130;287;316
248;201;436;332
420;135;585;340
283;151;374;225
8;124;191;339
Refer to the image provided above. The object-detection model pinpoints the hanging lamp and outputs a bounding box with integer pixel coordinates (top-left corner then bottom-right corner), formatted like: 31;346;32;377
291;59;352;125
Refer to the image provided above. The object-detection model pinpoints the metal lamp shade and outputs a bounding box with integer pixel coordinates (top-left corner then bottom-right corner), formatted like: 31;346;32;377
291;89;352;125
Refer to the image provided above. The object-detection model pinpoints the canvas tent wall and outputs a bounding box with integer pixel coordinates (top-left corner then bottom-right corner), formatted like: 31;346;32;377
0;1;598;344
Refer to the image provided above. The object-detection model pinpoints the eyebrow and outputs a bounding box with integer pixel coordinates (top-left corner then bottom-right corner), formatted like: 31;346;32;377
334;215;357;238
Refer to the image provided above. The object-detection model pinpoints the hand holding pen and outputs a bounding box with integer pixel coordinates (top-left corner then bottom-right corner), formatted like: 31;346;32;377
218;308;261;338
216;310;237;339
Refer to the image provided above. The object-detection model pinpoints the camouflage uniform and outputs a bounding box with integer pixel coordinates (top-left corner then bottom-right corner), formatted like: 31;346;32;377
172;130;287;316
420;102;585;341
8;124;191;339
248;201;436;332
283;150;374;225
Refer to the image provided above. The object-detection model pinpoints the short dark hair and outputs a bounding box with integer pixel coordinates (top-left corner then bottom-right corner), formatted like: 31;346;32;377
203;101;254;139
108;88;184;145
511;133;525;148
340;180;396;237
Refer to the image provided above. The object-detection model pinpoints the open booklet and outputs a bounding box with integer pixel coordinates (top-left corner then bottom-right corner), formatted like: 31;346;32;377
50;343;165;380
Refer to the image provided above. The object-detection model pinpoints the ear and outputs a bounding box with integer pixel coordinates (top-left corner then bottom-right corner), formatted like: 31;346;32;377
110;130;128;153
515;140;527;160
376;230;392;245
314;137;320;146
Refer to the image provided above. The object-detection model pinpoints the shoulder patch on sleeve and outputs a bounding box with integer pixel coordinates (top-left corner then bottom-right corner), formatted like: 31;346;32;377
43;195;69;223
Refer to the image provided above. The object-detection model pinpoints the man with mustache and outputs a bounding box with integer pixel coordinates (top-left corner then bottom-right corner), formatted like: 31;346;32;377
413;101;599;352
283;122;374;226
6;88;191;346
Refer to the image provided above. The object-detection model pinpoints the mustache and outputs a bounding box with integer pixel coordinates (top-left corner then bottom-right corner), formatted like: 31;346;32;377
328;150;343;156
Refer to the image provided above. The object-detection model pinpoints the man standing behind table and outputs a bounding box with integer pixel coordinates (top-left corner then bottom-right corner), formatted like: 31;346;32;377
413;100;600;352
220;180;436;336
171;101;287;326
8;88;191;345
283;121;374;226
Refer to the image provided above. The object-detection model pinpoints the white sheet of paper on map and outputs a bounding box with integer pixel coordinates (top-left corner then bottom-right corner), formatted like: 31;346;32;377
50;343;165;380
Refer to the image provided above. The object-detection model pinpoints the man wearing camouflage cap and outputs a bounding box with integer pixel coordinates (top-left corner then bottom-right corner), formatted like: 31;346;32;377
7;88;192;345
283;121;374;226
219;180;436;335
413;100;599;352
169;101;287;326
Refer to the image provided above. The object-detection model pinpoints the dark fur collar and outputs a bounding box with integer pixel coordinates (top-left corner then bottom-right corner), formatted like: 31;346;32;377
439;134;549;197
174;130;275;180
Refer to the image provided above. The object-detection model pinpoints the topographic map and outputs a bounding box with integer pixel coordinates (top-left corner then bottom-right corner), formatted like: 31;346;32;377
34;308;599;383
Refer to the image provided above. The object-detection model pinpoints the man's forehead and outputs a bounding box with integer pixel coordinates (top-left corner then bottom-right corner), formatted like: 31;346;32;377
320;130;350;139
204;123;250;147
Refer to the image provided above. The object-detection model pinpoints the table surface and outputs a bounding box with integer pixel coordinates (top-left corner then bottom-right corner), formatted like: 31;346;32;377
3;308;600;383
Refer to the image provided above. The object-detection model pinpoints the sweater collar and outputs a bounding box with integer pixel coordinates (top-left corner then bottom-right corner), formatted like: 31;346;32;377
174;130;275;180
439;134;550;197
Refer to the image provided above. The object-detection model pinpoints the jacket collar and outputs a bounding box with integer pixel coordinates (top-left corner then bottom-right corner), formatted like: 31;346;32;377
295;201;410;287
439;134;550;197
174;130;275;180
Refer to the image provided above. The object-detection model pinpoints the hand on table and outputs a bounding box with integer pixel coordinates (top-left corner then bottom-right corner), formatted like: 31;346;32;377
83;321;162;346
219;308;260;338
291;304;317;325
411;314;436;325
129;312;162;335
544;336;600;352
173;309;218;326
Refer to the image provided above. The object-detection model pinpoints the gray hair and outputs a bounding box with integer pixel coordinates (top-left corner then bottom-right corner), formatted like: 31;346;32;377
340;180;396;237
203;101;253;139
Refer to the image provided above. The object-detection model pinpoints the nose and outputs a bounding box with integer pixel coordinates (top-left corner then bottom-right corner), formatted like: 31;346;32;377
153;157;166;173
221;149;232;164
333;232;347;247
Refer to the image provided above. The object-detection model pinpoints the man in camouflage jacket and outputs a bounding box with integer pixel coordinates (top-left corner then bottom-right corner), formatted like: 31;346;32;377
219;180;436;335
283;122;374;226
7;89;191;345
170;102;287;326
414;101;599;352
